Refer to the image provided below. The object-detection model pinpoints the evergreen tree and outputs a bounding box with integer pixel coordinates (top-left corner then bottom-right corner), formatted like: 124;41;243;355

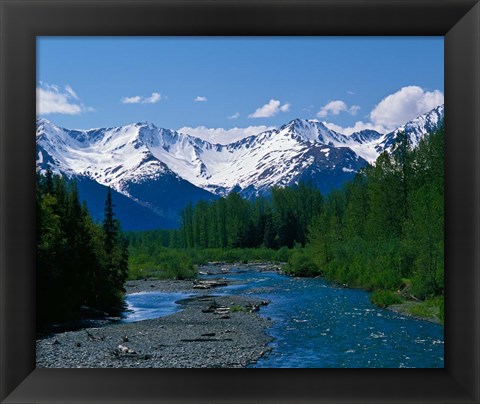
36;175;129;326
102;188;129;306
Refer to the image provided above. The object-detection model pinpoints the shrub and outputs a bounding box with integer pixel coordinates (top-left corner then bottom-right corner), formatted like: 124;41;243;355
370;290;402;308
285;248;319;277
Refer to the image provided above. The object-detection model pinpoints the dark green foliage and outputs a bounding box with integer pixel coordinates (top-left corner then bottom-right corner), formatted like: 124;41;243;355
36;174;129;326
175;184;323;250
370;290;403;308
127;247;196;280
304;124;444;312
285;247;320;277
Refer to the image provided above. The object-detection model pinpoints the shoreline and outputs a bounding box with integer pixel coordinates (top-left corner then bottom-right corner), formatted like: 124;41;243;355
386;300;443;325
36;278;273;368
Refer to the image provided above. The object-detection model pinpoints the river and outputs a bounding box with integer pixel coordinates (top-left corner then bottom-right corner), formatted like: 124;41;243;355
123;265;444;368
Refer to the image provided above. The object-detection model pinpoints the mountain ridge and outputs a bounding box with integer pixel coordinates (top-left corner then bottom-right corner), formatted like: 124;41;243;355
36;104;444;229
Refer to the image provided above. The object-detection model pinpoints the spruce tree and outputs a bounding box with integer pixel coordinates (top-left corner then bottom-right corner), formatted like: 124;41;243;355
101;188;128;308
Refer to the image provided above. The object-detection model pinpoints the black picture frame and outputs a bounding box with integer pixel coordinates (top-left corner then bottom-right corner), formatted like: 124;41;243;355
1;0;479;403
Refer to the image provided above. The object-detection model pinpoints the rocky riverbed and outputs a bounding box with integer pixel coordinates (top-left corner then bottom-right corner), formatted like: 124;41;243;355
36;277;273;368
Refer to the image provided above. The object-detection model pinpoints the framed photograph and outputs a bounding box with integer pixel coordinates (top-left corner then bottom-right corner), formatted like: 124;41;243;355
1;0;479;403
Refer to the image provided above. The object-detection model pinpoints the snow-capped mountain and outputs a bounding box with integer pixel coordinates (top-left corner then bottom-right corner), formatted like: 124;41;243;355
36;119;217;229
373;104;444;155
36;105;443;229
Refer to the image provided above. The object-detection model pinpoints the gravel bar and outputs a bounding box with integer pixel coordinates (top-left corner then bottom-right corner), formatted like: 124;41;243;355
36;279;273;368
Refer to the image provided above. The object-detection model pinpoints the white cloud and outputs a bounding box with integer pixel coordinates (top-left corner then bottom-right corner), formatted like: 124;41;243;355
194;96;208;102
370;86;444;129
121;92;162;104
347;90;355;95
144;92;162;104
177;125;276;145
323;86;444;135
37;83;92;115
349;105;361;115
249;99;290;118
64;85;79;100
317;100;360;118
121;95;142;104
228;112;240;119
323;120;389;136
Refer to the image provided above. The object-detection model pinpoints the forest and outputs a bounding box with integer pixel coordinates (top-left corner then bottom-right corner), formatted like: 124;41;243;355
36;171;129;325
127;124;444;318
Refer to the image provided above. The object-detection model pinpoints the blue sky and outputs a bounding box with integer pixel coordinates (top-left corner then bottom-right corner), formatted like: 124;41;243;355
37;37;444;143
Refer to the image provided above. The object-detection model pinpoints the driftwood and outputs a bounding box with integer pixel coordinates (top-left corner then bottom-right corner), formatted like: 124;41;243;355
193;279;228;289
214;308;230;315
193;284;211;290
117;344;136;354
112;344;138;358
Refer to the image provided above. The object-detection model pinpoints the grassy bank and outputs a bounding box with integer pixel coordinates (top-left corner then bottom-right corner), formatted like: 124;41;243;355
388;296;444;324
128;247;291;280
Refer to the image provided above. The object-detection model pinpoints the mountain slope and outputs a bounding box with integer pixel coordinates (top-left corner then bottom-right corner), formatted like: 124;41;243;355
374;104;444;155
36;121;217;229
36;104;444;229
75;176;179;230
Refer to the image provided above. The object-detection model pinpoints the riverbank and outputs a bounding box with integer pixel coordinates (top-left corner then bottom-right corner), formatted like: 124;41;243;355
387;300;444;325
36;278;273;368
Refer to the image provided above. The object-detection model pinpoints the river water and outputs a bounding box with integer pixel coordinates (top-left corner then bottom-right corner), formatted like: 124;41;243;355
123;266;444;368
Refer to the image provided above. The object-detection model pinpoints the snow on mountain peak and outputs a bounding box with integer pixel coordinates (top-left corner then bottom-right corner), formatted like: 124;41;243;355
374;104;444;154
36;104;444;199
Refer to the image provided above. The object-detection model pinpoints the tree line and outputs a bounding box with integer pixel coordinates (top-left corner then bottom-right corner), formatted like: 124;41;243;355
173;183;323;250
37;170;129;325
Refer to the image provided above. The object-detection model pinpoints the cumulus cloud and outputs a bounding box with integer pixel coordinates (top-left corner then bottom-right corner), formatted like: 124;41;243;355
369;86;444;129
249;99;290;118
228;112;240;119
323;120;389;136
194;96;208;102
323;86;444;136
144;92;162;104
121;92;162;104
37;83;92;115
177;125;276;145
317;100;360;118
121;95;142;104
